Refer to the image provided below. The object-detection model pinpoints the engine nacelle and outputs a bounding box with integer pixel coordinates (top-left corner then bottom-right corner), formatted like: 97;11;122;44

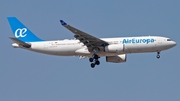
106;54;127;63
105;44;123;52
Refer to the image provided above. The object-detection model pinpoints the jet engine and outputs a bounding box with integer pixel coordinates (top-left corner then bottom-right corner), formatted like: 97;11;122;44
104;44;124;52
106;54;127;63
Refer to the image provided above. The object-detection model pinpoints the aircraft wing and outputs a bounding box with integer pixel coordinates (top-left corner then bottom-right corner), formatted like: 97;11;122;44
60;20;109;47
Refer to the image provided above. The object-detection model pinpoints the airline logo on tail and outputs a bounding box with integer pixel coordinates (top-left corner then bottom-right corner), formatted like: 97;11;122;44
15;28;27;38
7;17;43;42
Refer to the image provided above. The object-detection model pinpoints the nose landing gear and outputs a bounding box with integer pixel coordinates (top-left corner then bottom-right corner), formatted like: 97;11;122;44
156;52;160;59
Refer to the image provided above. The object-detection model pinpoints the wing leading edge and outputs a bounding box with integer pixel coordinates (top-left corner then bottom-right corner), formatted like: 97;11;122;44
60;20;109;48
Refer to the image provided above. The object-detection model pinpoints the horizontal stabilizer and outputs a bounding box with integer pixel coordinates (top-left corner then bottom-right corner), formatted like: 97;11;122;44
9;37;31;48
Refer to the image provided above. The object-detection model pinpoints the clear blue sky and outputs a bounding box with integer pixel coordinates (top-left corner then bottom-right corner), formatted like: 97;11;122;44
1;0;180;101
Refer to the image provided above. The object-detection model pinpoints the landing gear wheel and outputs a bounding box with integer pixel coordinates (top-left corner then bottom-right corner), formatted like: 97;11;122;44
91;63;95;68
156;52;160;59
89;52;100;68
156;55;160;59
95;60;100;65
89;58;93;62
94;54;99;59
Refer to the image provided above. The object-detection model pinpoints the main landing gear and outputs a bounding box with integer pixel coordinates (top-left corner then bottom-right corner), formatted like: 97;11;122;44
156;52;160;59
89;54;100;68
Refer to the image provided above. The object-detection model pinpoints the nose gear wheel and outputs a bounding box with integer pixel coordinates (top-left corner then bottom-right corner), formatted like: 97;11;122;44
156;52;160;59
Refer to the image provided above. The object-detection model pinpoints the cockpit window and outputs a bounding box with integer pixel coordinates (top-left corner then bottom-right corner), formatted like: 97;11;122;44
167;39;172;41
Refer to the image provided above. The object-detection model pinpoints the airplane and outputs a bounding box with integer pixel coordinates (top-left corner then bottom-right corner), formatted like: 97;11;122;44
7;17;177;68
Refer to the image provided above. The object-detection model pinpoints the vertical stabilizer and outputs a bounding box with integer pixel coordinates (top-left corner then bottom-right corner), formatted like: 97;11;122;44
7;17;43;42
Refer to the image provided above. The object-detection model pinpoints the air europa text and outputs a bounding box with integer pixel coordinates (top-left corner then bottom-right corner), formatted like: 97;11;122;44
122;38;155;44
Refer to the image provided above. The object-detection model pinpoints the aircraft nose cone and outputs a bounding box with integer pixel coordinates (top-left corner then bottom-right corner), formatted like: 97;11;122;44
171;41;177;47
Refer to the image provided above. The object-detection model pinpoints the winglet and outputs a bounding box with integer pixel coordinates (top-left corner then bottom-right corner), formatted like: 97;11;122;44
60;20;67;26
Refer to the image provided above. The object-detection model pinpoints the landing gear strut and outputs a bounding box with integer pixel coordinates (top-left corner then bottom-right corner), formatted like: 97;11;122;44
156;52;160;59
89;54;100;68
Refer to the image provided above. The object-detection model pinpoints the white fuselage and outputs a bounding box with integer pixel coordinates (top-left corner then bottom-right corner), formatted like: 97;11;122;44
13;36;176;57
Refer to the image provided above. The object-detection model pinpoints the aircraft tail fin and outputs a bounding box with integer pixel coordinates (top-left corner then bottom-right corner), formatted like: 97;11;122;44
7;17;43;42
